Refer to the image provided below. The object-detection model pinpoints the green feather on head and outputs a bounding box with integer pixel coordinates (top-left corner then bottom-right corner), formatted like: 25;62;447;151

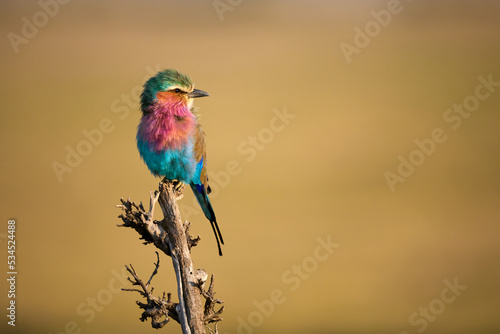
140;69;193;113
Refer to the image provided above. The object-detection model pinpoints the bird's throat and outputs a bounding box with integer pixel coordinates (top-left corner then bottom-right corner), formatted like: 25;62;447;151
138;102;196;152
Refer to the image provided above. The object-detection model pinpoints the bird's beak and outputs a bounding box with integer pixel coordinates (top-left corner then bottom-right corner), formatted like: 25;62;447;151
188;89;209;98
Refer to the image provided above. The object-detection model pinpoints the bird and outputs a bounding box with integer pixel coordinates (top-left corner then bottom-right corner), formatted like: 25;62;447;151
136;69;224;256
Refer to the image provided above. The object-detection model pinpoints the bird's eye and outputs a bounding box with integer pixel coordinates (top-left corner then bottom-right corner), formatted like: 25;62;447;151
174;88;181;93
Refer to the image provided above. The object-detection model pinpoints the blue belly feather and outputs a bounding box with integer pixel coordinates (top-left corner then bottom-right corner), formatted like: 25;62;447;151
137;138;196;183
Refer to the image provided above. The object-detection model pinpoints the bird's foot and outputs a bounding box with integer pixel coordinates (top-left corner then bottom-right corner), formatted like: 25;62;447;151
160;178;185;200
172;179;185;200
171;179;185;192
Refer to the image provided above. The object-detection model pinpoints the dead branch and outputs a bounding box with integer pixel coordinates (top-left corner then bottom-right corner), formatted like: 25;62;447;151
122;252;179;328
117;181;223;333
197;273;225;325
116;191;170;256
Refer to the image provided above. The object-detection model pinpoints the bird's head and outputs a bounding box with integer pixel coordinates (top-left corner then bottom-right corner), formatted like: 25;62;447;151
140;69;209;114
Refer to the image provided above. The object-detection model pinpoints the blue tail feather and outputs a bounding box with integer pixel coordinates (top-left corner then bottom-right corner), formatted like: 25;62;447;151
190;183;224;256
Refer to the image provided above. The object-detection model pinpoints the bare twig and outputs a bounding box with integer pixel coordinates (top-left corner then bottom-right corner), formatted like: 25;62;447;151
198;274;225;325
122;252;179;328
116;192;170;256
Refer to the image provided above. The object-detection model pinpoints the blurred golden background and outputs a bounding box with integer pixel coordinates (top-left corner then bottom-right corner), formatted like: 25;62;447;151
1;1;500;333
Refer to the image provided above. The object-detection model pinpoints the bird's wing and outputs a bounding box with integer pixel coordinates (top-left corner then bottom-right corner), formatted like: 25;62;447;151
191;123;224;255
193;123;210;193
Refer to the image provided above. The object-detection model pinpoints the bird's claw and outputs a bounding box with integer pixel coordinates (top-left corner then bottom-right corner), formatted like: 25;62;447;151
170;179;185;200
172;180;185;192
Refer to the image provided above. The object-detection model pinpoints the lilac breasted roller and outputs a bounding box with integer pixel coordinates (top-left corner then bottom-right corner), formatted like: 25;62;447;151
136;69;224;256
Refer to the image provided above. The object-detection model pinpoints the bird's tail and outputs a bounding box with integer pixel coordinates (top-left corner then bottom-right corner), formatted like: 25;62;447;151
190;184;224;256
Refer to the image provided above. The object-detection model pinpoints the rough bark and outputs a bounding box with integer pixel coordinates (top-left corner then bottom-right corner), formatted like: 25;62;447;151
158;182;205;333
